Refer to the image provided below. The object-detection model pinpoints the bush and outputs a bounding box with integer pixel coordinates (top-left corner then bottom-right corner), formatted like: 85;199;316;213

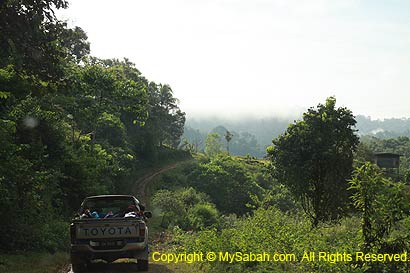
178;207;363;273
188;155;262;215
187;203;219;230
152;187;219;230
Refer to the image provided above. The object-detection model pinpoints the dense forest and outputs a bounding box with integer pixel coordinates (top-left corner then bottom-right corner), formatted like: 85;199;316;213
3;2;410;273
0;0;187;252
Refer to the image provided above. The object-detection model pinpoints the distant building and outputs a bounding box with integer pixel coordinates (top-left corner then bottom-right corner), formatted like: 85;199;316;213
373;152;402;180
373;152;401;169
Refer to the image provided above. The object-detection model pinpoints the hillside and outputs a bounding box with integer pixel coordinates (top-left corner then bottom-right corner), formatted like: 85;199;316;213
183;115;410;158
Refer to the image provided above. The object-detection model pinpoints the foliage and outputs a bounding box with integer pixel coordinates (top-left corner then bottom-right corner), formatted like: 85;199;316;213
354;141;374;165
178;207;363;273
180;138;199;154
0;0;88;81
157;117;410;273
152;187;218;230
0;252;69;273
349;163;404;250
224;130;233;154
134;83;186;160
204;132;223;157
349;162;409;272
0;0;186;252
151;155;293;216
187;203;219;230
267;97;359;226
188;155;263;215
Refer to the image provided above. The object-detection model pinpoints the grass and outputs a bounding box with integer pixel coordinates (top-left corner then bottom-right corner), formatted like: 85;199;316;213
0;252;69;273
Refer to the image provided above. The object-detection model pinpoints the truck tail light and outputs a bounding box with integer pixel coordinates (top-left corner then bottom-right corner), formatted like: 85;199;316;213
70;223;76;244
138;223;145;237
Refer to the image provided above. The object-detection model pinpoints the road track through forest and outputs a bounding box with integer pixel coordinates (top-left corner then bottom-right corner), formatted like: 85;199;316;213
132;161;191;204
65;160;193;273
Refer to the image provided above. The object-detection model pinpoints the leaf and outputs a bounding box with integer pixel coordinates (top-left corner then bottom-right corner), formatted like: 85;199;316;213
0;91;10;99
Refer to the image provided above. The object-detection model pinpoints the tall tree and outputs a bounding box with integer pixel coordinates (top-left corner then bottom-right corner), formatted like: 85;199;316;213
224;130;233;155
205;132;222;157
267;97;359;226
137;83;185;156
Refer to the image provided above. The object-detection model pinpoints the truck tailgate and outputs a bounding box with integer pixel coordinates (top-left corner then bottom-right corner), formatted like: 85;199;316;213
75;219;141;239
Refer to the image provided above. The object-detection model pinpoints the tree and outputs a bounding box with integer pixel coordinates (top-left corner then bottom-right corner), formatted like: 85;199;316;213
349;163;405;272
0;0;89;81
0;0;186;252
354;142;374;165
180;138;196;154
147;84;185;147
267;97;359;226
205;132;223;157
224;130;233;155
152;189;185;228
134;83;185;158
349;163;403;252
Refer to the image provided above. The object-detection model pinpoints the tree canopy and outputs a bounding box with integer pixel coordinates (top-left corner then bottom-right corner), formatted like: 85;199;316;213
0;0;186;251
267;97;359;226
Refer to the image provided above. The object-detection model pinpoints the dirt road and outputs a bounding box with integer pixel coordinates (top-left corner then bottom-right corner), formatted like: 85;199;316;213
133;162;188;203
65;160;192;273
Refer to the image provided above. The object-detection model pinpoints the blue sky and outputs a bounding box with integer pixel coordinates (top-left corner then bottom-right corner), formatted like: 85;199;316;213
57;0;410;119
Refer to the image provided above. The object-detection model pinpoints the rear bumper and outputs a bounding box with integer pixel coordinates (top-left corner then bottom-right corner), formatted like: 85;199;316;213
71;242;148;262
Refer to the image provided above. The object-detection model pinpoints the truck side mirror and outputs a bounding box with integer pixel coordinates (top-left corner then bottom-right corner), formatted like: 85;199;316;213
144;211;152;218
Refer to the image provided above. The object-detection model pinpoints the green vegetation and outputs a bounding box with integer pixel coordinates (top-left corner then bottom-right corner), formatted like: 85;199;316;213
150;154;297;230
4;2;410;273
153;187;219;230
152;98;410;273
187;156;264;215
267;97;359;226
349;163;404;251
177;208;364;273
0;252;69;273
204;132;223;158
0;0;187;256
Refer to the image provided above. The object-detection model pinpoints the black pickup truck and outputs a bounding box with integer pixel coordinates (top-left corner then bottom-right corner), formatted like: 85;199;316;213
70;195;152;272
